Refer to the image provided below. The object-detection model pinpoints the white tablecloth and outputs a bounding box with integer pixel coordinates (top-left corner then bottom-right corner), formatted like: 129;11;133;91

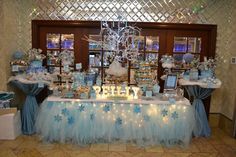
178;78;221;88
47;96;191;106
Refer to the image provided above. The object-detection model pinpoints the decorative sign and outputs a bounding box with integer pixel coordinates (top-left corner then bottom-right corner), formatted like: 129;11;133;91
93;85;140;99
164;74;177;90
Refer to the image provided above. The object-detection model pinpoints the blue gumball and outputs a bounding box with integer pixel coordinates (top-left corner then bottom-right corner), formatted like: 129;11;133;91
13;51;24;60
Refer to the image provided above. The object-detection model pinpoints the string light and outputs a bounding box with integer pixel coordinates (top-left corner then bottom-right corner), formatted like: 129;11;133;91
47;99;193;145
163;117;169;124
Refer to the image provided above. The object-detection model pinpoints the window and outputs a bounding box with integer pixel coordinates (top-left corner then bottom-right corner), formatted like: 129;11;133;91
173;36;202;69
46;33;75;83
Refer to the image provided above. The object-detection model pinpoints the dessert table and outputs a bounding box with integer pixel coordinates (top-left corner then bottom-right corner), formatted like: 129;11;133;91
179;78;221;137
36;96;195;147
8;76;50;135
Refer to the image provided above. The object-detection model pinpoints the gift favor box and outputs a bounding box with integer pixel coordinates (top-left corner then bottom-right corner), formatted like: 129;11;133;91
0;108;21;140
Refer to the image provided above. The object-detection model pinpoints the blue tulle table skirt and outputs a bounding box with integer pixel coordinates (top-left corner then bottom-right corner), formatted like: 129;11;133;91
36;98;195;147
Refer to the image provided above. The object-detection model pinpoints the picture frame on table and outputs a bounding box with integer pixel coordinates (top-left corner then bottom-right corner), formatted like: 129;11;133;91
164;74;178;90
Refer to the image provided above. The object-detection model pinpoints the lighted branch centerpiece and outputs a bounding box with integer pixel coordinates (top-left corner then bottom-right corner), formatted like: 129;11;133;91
84;21;143;100
85;21;141;84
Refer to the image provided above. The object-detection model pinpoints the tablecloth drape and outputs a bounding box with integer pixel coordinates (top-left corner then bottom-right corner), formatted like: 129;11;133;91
36;97;195;147
10;80;44;135
184;85;214;137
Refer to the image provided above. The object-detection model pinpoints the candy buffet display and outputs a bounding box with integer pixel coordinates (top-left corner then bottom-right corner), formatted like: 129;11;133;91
7;27;222;148
134;61;158;97
52;69;141;100
9;47;220;101
9;48;54;85
10;51;28;75
135;61;154;87
182;56;219;86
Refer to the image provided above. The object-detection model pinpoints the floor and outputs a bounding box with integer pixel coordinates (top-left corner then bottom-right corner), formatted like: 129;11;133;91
0;128;235;157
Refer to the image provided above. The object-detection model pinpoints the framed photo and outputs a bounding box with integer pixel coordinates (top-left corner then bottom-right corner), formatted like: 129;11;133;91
164;74;178;90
